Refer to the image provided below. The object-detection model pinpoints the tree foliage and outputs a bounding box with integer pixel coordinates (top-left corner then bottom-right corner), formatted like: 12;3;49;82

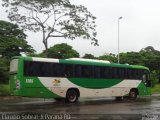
0;58;9;83
120;52;144;65
98;53;117;63
0;20;35;58
119;46;160;71
2;0;98;56
82;53;95;59
0;20;35;83
42;43;79;59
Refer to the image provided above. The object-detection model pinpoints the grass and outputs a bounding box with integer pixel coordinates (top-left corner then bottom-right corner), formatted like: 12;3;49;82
0;84;10;96
151;84;160;94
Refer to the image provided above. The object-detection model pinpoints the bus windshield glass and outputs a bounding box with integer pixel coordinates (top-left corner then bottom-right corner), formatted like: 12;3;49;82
10;59;18;73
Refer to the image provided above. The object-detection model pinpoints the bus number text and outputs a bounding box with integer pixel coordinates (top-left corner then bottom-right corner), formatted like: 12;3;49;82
26;79;33;84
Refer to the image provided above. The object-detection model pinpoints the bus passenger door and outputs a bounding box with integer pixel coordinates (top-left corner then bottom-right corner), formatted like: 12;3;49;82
142;71;151;95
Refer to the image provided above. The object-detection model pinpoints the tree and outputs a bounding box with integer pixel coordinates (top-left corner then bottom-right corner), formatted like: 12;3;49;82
98;53;117;63
140;46;160;56
42;43;79;59
0;58;9;83
2;0;98;56
82;53;95;59
139;46;160;70
0;20;35;58
119;52;144;65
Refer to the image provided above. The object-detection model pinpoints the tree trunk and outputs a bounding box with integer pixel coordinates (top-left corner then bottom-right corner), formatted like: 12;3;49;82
43;40;48;57
42;28;48;57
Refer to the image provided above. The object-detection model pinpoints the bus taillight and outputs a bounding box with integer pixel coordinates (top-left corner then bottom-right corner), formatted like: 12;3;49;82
15;80;20;89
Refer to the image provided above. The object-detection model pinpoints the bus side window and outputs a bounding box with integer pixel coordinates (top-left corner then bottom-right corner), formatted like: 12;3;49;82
24;61;40;77
57;64;65;77
74;65;82;78
124;68;128;79
139;70;143;80
126;69;132;79
100;67;111;79
46;63;64;77
118;68;125;79
81;65;93;78
94;66;100;78
134;70;139;79
112;67;118;79
64;64;74;78
42;62;55;77
51;63;59;77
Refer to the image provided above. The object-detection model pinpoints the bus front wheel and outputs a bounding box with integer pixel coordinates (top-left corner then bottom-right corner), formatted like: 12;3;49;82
65;89;78;103
129;89;138;100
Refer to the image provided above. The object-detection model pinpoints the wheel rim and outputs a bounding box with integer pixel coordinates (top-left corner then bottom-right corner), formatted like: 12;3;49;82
131;92;135;98
68;93;76;102
130;91;137;99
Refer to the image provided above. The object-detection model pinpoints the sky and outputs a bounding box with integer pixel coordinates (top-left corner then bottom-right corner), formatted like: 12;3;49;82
1;0;160;57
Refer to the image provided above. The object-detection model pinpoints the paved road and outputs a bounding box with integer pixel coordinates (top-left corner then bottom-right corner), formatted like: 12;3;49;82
0;96;160;120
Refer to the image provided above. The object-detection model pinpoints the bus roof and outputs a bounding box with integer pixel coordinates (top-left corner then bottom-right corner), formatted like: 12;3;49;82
12;56;149;70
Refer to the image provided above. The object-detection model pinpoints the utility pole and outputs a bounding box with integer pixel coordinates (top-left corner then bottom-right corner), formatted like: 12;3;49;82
118;17;122;64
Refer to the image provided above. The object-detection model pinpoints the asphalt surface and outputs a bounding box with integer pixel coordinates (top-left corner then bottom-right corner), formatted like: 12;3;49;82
0;95;160;120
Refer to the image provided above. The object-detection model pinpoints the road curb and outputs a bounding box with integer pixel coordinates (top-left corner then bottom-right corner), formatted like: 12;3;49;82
0;96;21;100
151;94;160;97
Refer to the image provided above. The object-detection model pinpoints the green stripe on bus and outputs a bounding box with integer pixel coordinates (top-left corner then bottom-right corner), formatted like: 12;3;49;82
68;78;123;89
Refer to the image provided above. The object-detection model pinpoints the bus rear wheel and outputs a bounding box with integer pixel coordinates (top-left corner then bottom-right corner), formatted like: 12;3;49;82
129;89;137;100
65;89;78;103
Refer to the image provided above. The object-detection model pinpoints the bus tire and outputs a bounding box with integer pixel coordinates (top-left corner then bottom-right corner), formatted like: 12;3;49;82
129;89;138;100
65;89;78;103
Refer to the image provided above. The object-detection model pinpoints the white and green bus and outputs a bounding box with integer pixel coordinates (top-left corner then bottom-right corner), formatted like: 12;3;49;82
9;56;151;103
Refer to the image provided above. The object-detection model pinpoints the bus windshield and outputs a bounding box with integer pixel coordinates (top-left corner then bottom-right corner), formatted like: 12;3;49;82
10;59;18;73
